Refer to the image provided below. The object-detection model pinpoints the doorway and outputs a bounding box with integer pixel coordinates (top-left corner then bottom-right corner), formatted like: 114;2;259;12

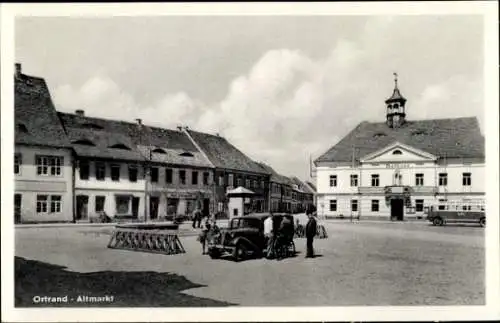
203;198;210;217
132;197;140;218
150;196;159;220
76;195;89;221
391;199;404;221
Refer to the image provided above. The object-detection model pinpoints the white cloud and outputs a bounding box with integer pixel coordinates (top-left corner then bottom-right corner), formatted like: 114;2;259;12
52;16;483;180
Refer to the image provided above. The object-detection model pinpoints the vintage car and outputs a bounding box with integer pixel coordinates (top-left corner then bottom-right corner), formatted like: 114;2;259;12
207;213;294;261
425;199;485;227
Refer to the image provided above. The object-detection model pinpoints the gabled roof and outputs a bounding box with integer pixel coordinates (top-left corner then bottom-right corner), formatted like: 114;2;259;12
305;181;316;192
187;129;268;175
315;117;484;163
15;72;71;148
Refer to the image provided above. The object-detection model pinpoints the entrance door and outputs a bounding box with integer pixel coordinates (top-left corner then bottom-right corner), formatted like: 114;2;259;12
203;199;210;217
391;199;404;221
150;196;159;220
76;195;89;221
132;197;140;218
14;194;22;224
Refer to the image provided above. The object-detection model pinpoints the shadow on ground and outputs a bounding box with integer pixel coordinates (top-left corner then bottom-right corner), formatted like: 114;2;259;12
15;257;235;307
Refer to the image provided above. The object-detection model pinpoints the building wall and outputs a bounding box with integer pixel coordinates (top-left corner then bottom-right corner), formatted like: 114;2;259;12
316;159;485;219
14;145;73;223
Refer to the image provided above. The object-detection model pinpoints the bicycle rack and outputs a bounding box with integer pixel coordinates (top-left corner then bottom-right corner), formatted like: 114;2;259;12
107;224;185;255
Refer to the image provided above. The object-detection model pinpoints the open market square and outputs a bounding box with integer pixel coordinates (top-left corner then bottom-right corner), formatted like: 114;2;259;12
15;220;485;307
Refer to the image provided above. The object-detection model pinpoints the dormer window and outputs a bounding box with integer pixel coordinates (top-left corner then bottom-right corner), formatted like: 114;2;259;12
109;143;130;150
152;148;167;154
71;139;95;146
411;130;428;137
392;149;403;155
16;123;29;133
179;151;194;157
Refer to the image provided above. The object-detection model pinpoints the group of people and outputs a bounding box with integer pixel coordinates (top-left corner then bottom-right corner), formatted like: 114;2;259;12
264;204;318;259
197;215;220;255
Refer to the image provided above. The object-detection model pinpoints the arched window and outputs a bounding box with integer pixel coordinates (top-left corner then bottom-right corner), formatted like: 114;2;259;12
373;132;387;138
392;149;403;155
71;139;95;146
109;143;130;150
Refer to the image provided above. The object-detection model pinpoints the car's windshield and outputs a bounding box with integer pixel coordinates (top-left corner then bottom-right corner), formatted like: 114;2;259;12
230;218;261;229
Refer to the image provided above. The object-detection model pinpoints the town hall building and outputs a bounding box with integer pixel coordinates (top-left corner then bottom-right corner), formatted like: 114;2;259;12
314;75;485;220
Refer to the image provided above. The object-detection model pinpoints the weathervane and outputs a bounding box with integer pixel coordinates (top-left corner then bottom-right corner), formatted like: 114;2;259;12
393;72;398;89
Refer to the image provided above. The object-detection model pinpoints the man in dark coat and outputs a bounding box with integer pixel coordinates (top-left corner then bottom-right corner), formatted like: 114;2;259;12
305;204;317;258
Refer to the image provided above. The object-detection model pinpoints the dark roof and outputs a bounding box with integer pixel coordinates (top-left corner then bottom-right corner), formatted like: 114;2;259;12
315;117;484;163
290;177;315;194
256;163;292;184
58;112;212;166
187;130;268;174
15;73;71;148
385;87;406;103
305;181;317;192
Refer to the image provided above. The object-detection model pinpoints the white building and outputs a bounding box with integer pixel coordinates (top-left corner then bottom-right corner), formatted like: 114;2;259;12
314;76;485;220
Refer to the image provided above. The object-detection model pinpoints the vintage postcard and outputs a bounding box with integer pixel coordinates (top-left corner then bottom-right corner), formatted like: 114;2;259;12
1;2;499;322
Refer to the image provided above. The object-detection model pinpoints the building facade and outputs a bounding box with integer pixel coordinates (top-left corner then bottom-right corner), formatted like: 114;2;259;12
314;77;485;220
14;64;74;223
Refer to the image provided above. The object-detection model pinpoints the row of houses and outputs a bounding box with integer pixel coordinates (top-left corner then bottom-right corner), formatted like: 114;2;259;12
13;64;315;223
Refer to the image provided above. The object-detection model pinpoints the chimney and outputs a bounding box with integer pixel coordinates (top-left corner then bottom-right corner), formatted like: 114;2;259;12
15;63;21;78
75;109;85;117
135;118;142;125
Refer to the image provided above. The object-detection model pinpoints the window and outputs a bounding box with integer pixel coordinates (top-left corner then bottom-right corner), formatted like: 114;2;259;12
415;173;424;186
128;165;138;182
165;168;173;184
14;194;22;218
371;199;379;212
415;199;424;212
179;170;186;185
246;179;250;188
36;195;48;213
36;156;63;176
228;174;234;187
109;143;130;150
371;174;380;187
150;167;159;183
71;139;95;146
253;180;257;189
203;172;210;185
179;151;194;157
329;175;337;187
95;196;105;212
95;162;105;180
14;154;21;174
192;171;198;185
261;180;265;189
50;195;62;213
350;174;358;187
392;149;402;155
110;164;120;181
462;172;471;186
439;173;448;186
115;195;130;214
152;148;166;154
236;177;242;187
218;175;224;186
329;200;337;212
79;160;90;180
438;199;447;210
351;199;358;212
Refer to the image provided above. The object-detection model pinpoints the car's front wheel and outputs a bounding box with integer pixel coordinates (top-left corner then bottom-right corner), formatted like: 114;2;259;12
433;217;444;226
479;217;486;227
233;243;247;262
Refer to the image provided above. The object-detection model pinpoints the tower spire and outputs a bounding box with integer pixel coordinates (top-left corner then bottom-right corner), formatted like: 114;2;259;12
385;72;407;128
393;72;398;89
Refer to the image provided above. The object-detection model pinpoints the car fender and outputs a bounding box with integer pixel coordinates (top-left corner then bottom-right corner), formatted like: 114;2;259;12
232;236;259;252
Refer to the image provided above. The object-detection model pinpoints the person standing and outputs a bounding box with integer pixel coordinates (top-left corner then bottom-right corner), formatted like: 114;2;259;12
264;214;274;259
305;204;317;258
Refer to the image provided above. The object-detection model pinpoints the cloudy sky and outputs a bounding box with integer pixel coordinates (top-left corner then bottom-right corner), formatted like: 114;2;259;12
15;15;484;180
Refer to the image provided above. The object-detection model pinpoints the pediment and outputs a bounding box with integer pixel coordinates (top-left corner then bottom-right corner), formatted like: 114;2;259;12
360;141;437;163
